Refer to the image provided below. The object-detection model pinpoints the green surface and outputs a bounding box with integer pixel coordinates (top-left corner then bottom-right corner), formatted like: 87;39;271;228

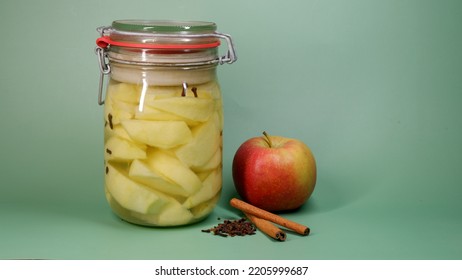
1;0;461;259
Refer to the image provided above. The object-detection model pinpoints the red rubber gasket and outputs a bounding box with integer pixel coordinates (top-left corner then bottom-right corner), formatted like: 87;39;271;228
96;36;220;49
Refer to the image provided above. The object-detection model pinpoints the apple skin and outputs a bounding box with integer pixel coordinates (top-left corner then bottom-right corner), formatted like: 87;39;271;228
232;133;316;212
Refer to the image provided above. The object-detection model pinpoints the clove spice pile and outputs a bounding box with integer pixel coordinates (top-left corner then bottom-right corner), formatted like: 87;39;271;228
201;218;256;237
201;199;310;241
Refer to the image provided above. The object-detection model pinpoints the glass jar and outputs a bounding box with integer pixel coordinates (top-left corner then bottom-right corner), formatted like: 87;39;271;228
94;20;236;226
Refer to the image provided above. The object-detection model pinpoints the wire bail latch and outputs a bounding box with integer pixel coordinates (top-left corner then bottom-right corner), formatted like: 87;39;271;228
94;25;237;105
95;46;110;105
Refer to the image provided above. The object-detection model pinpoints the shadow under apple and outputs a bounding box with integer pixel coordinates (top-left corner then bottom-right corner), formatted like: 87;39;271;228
220;167;371;216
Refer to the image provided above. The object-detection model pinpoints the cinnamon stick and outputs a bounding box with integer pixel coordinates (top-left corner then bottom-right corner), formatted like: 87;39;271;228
245;212;286;241
230;198;310;236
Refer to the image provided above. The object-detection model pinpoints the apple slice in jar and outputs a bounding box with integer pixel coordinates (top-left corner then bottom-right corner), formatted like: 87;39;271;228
131;199;194;226
214;100;224;131
134;106;201;126
105;136;147;161
195;81;221;99
183;168;222;209
121;120;192;149
142;85;182;101
105;125;139;144
146;149;202;196
105;163;169;214
111;99;137;117
189;192;221;220
175;113;220;169
145;96;215;122
104;97;133;127
192;148;221;172
107;82;140;104
104;186;134;221
156;201;194;226
129;159;189;197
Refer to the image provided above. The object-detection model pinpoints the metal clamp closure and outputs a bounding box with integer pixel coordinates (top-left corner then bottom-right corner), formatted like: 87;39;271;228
94;26;237;105
213;32;237;65
95;46;110;105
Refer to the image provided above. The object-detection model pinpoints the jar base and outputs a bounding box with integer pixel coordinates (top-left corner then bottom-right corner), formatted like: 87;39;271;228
105;187;220;227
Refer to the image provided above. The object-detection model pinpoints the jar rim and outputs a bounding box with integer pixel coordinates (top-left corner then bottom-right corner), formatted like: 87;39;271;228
112;20;217;34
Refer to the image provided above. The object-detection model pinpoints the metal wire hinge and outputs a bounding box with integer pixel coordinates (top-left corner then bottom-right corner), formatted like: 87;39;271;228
95;46;110;105
94;27;237;105
213;32;237;65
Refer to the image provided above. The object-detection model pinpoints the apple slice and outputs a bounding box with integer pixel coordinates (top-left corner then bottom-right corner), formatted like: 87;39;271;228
105;163;168;214
130;199;194;226
183;168;222;209
112;99;137;116
107;82;140;104
105;125;148;152
195;81;221;99
105;125;134;143
146;149;202;195
135;106;182;121
105;136;146;161
104;97;133;126
135;106;200;126
121;120;192;149
193;147;222;172
143;85;182;101
146;96;215;122
156;201;194;226
190;192;220;219
129;159;188;197
215;100;224;131
196;170;213;181
174;113;220;169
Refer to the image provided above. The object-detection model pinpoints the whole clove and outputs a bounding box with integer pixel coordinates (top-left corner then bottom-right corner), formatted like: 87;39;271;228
107;113;114;129
191;87;198;97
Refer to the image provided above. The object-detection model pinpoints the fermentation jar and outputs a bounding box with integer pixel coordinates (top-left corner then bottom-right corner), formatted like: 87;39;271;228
95;20;236;226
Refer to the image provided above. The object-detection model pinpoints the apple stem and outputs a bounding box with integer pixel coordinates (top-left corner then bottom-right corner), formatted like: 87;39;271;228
262;131;273;148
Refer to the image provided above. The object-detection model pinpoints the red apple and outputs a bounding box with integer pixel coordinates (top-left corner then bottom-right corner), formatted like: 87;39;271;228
232;131;316;212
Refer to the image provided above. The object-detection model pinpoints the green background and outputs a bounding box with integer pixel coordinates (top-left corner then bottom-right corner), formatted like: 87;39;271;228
1;0;461;259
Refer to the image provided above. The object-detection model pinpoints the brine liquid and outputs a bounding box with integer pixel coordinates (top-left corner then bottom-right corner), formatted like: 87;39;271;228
103;78;223;226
